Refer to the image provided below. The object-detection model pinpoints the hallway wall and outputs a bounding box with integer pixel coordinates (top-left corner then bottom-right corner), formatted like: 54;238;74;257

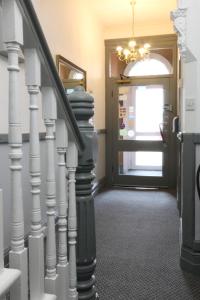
171;0;200;275
32;0;105;130
32;0;106;182
103;0;176;39
104;22;175;40
178;0;200;133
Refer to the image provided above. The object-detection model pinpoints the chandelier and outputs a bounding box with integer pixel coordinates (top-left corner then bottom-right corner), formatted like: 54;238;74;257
116;1;151;64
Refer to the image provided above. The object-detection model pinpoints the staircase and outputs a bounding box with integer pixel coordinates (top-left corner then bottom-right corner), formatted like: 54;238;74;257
0;0;86;299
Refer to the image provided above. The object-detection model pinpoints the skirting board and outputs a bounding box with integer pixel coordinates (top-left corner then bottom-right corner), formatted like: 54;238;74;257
92;177;106;197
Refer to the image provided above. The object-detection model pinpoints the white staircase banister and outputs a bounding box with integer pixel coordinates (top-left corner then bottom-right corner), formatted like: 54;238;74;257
0;1;85;299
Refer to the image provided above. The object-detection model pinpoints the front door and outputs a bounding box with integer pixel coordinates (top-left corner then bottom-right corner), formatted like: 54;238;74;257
112;77;174;187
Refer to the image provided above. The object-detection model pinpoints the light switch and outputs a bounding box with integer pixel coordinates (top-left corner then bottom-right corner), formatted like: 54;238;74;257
186;98;195;111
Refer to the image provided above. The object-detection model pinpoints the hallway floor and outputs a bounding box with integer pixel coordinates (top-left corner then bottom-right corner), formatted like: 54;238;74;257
95;189;200;300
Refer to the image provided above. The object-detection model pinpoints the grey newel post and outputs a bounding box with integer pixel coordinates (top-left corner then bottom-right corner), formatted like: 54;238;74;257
68;86;98;300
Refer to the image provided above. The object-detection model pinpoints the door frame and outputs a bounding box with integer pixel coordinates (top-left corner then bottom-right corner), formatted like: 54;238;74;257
112;77;170;187
105;35;178;188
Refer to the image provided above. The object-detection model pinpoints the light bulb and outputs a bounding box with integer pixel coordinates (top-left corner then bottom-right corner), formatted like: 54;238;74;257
128;40;136;48
144;43;150;49
116;46;123;53
139;48;145;56
123;49;131;58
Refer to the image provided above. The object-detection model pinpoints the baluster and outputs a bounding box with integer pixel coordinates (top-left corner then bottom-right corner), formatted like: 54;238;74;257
2;1;28;299
56;119;69;300
25;49;56;300
66;142;78;300
42;87;58;296
25;47;43;300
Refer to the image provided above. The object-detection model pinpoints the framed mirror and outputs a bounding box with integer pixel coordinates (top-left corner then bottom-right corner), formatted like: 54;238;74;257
56;55;87;95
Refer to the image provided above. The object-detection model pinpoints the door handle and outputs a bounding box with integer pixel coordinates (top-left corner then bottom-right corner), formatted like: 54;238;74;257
172;116;179;133
196;164;200;200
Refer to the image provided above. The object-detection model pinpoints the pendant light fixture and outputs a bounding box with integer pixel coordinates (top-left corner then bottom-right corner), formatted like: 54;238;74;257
116;1;151;64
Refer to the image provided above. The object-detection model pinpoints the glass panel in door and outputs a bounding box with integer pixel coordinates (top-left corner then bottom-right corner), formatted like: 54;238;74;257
118;85;164;142
118;151;163;177
114;79;169;187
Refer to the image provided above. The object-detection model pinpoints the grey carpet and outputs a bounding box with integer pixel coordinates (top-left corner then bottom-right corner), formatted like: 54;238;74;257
95;189;200;300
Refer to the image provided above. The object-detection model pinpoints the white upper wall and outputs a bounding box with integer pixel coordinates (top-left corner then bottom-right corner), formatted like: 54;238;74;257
104;22;175;40
95;0;177;39
0;0;177;133
173;0;200;132
91;0;176;29
31;0;177;128
32;0;105;130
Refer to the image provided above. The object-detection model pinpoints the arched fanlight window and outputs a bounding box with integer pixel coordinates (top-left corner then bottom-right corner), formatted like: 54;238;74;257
123;53;173;76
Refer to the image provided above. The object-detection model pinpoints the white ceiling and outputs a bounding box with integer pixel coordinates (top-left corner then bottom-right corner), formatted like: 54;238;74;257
90;0;177;28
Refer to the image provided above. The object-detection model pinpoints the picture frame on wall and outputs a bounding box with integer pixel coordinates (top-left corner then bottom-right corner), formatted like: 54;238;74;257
56;55;87;95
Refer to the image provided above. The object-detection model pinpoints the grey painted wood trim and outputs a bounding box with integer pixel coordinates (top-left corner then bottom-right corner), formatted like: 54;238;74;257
96;129;107;135
181;133;199;248
92;176;107;197
179;133;200;275
105;34;177;46
182;134;195;237
105;34;178;187
0;133;46;144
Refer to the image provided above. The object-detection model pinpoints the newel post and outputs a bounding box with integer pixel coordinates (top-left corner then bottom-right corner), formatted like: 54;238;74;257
68;87;98;300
